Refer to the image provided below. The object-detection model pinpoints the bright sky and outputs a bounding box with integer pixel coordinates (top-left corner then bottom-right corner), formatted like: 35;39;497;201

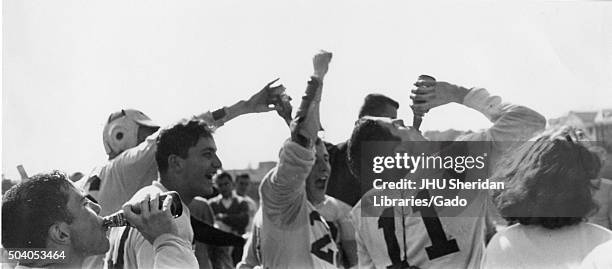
2;0;611;181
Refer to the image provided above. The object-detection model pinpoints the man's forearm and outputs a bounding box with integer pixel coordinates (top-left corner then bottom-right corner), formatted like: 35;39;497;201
196;99;250;128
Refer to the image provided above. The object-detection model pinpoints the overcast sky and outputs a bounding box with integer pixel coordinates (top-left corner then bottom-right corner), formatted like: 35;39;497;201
3;0;611;181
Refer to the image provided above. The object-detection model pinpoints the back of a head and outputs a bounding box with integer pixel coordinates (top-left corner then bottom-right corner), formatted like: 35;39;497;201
103;109;160;160
2;171;74;249
358;93;399;119
236;173;250;182
493;126;601;229
347;118;400;178
155;118;214;174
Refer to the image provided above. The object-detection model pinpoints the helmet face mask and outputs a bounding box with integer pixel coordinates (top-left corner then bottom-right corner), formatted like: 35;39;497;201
102;109;158;159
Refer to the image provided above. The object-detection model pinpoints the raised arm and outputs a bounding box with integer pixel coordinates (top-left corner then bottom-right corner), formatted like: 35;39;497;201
196;78;287;128
411;80;546;142
260;51;332;226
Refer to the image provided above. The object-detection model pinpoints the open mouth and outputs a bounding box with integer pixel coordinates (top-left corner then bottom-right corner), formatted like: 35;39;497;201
314;176;328;189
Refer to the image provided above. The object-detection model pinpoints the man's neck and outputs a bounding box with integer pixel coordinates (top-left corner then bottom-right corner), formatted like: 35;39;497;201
307;192;326;206
27;248;83;269
159;175;194;205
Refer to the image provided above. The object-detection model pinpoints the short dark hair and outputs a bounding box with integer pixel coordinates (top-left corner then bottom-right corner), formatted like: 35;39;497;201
358;94;399;118
156;118;214;174
347;118;401;178
235;173;250;181
493;128;601;229
215;171;233;183
2;171;75;249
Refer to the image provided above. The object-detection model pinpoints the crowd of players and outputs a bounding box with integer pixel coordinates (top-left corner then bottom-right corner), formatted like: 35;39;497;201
2;50;612;269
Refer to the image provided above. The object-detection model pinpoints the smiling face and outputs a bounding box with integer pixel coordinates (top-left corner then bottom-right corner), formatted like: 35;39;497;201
65;186;109;257
306;140;331;204
179;136;222;199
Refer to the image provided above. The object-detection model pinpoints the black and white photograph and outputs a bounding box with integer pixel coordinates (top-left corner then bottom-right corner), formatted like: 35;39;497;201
2;1;612;268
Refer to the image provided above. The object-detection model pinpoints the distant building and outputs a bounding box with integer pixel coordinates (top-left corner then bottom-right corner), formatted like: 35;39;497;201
2;174;16;194
549;109;612;150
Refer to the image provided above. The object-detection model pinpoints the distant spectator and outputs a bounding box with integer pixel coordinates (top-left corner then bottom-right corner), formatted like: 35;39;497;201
208;172;249;268
232;173;258;265
589;146;612;229
189;197;215;269
233;173;258;231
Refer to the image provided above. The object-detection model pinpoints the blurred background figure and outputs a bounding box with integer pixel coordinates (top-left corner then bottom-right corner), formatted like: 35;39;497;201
233;173;258;264
189;196;216;269
208;172;249;268
588;146;612;230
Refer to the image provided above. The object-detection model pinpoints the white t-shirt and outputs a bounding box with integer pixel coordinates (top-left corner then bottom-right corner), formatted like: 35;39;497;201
580;239;612;269
483;223;612;269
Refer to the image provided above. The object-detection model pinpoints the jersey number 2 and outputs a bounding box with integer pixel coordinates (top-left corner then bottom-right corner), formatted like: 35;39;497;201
310;211;335;265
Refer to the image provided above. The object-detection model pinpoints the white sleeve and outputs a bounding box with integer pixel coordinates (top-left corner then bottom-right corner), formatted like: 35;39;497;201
151;233;198;269
460;88;546;143
260;140;315;227
237;225;261;269
98;130;159;215
112;130;160;180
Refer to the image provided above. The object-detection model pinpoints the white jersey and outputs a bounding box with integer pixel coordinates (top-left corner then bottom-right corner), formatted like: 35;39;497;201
241;140;339;269
352;88;546;269
105;181;198;269
314;195;355;244
580;239;612;269
483;223;612;269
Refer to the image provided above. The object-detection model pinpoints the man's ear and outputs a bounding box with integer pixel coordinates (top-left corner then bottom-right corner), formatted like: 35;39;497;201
48;222;71;246
168;154;183;172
